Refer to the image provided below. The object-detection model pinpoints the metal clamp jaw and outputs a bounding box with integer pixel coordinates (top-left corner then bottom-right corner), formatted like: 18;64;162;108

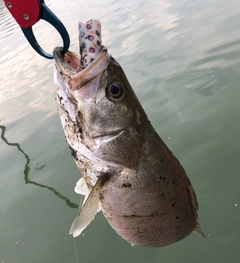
4;0;70;59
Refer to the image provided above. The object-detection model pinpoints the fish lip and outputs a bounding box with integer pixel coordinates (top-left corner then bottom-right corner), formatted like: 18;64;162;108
53;47;80;73
53;47;66;69
53;47;64;62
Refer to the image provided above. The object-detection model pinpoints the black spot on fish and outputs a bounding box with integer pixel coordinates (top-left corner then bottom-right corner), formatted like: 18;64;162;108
90;58;95;63
97;40;101;45
108;66;115;75
122;183;132;188
96;30;100;36
99;194;104;200
82;42;86;48
69;146;78;160
158;176;166;181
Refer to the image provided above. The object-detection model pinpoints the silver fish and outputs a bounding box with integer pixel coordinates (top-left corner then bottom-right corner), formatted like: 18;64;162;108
53;19;204;247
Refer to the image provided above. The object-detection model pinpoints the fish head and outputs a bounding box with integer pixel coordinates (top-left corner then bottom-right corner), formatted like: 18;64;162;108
53;47;143;169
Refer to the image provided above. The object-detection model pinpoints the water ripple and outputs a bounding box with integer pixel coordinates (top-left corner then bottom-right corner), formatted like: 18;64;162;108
0;1;16;42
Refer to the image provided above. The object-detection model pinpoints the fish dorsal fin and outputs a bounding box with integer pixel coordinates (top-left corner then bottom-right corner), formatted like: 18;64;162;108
69;173;109;237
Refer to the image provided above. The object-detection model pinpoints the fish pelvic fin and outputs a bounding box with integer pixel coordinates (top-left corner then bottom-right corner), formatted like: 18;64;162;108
74;177;88;195
69;172;110;237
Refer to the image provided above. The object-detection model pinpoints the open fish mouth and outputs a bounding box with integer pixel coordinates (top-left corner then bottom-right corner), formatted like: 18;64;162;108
53;19;109;99
53;47;80;73
53;46;109;99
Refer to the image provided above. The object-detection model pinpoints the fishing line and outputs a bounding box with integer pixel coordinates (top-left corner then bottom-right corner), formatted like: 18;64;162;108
73;194;84;263
73;237;79;263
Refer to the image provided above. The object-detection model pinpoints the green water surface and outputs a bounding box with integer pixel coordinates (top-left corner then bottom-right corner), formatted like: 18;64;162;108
0;0;240;262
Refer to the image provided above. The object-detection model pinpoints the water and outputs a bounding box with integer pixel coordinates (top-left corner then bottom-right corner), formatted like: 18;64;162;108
1;0;240;262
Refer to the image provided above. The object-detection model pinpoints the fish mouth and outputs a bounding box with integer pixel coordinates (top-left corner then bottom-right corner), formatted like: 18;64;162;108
53;46;110;99
53;46;80;73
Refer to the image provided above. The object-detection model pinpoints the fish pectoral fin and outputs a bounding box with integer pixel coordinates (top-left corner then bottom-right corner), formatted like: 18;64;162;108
69;173;109;237
74;177;88;195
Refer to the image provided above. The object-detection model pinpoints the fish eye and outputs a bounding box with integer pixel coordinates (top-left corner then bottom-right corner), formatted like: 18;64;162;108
107;82;124;99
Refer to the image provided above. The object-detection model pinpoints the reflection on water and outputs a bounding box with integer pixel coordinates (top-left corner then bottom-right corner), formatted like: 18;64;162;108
162;68;226;97
0;124;78;209
0;0;16;42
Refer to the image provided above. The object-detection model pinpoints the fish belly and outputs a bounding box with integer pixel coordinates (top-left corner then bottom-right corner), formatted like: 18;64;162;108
100;127;196;247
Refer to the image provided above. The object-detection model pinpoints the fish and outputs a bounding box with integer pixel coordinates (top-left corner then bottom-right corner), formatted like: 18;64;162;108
53;19;204;247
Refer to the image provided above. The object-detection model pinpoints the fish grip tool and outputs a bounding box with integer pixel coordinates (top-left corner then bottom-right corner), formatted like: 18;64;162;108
3;0;70;59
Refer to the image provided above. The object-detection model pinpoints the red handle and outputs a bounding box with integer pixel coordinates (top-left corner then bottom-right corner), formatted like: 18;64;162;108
4;0;41;28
